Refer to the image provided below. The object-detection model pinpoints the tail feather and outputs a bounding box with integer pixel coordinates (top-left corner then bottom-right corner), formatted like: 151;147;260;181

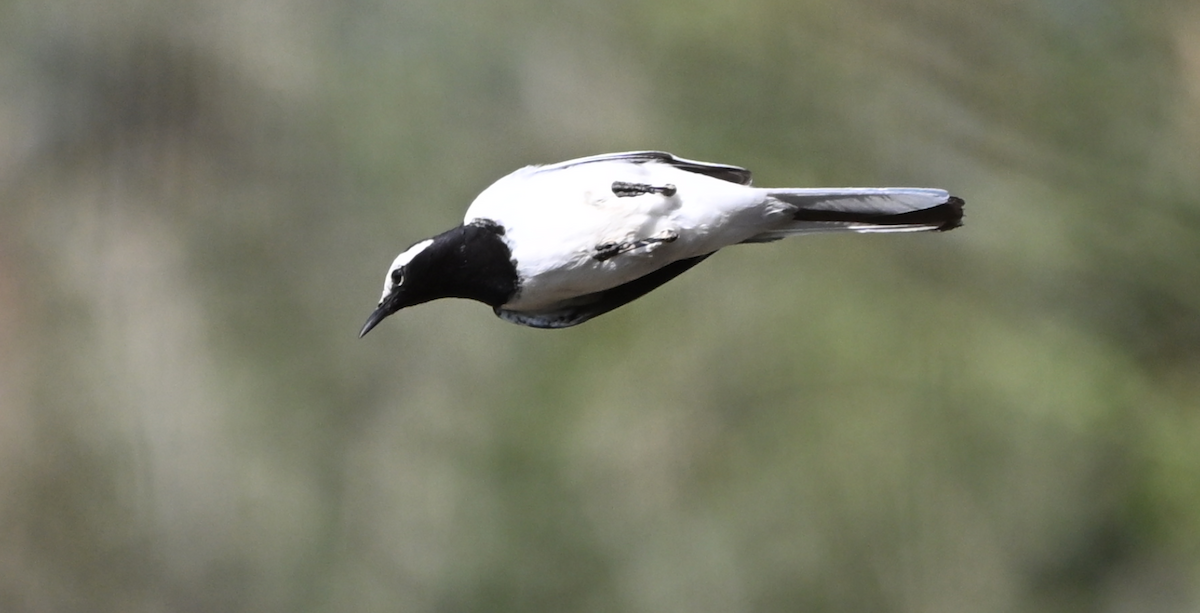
745;188;964;243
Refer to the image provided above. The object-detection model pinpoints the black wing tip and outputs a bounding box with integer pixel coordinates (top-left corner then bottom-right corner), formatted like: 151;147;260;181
547;151;753;185
618;151;754;185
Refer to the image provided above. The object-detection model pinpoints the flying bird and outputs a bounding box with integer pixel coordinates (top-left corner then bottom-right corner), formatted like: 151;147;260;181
360;151;962;335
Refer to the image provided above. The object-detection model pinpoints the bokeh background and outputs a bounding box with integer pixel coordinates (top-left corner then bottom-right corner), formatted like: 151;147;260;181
3;0;1200;611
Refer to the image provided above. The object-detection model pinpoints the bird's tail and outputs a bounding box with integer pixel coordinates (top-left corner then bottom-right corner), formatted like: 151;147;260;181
745;188;964;243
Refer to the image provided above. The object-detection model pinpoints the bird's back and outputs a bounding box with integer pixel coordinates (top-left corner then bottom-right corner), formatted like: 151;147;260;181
464;159;773;310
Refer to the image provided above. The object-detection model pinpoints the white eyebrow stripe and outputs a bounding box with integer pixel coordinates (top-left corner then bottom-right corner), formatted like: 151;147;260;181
379;238;434;301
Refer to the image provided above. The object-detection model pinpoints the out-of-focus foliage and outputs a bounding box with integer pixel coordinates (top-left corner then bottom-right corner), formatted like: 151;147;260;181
2;0;1199;611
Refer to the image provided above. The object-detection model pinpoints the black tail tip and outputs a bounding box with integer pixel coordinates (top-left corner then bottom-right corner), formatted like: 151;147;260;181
937;196;965;232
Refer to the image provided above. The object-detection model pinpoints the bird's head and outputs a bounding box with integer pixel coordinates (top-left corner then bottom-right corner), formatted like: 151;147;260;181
358;220;518;337
359;238;436;337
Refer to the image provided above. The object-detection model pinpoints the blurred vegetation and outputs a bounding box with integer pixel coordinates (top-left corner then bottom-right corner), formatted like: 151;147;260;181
2;0;1199;611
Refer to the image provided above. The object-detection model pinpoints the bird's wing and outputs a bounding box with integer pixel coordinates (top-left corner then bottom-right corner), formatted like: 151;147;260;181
533;151;753;186
494;253;714;328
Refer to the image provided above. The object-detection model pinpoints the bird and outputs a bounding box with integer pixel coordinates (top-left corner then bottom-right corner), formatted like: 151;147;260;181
359;151;963;336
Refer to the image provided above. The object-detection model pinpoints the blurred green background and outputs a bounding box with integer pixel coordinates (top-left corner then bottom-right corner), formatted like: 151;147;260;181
3;0;1200;611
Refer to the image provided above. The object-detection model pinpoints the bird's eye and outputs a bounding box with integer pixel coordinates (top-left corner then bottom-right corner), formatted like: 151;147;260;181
390;268;405;285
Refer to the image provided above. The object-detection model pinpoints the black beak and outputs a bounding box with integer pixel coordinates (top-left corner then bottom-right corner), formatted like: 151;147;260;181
358;299;398;338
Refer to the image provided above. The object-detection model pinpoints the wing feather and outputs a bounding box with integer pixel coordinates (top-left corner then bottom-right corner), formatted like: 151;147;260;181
534;151;753;185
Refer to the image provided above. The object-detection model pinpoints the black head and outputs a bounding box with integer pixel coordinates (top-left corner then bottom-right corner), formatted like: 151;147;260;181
359;219;518;337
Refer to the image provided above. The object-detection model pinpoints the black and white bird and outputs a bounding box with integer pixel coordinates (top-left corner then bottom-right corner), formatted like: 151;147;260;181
359;151;963;335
